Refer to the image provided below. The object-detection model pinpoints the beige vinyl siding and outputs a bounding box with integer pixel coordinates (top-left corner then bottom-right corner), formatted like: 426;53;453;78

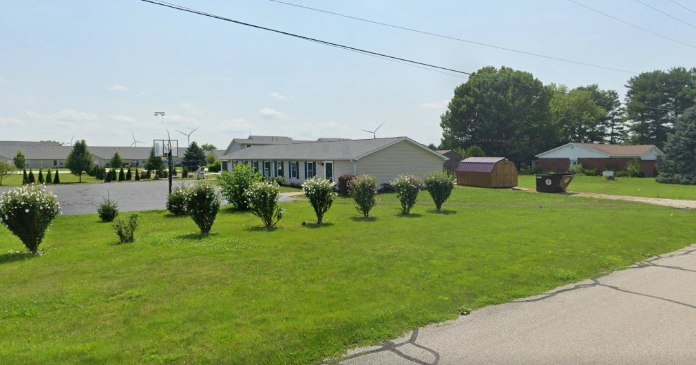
356;140;443;185
333;160;355;179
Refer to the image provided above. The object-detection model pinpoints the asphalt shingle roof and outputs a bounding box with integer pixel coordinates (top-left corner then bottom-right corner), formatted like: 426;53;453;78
456;157;506;173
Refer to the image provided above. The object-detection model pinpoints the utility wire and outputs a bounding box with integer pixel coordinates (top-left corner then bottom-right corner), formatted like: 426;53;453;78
666;0;696;16
633;0;696;29
268;0;636;75
140;0;675;113
568;0;696;49
140;0;471;77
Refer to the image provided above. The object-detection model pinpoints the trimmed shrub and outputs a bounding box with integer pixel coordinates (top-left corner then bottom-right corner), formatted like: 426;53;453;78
182;182;221;235
208;160;221;173
118;168;125;182
53;170;60;184
171;168;177;177
337;174;355;197
273;176;286;186
627;159;644;178
97;198;119;222
28;170;35;184
22;169;28;185
0;184;61;254
104;169;112;183
126;168;132;181
424;171;455;212
348;174;377;218
302;177;337;224
135;168;141;181
38;169;44;184
45;169;53;184
113;214;139;244
217;164;263;210
145;170;152;179
166;184;188;216
247;181;285;228
182;167;189;178
392;174;423;215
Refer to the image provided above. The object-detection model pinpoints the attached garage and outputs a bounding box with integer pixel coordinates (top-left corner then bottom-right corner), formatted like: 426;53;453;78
456;157;518;188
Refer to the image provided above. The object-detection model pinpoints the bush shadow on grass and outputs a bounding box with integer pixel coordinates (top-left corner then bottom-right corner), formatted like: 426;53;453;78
395;213;423;218
221;207;250;215
0;251;38;265
426;209;457;215
301;222;335;229
350;216;378;222
163;214;188;219
245;226;281;232
176;232;220;240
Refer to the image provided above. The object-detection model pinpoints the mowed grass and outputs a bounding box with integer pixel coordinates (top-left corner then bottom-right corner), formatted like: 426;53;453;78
518;175;696;200
0;187;694;364
0;172;102;187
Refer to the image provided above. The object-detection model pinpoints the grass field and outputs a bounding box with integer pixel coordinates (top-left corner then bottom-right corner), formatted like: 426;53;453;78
0;172;103;187
1;187;694;364
518;175;696;200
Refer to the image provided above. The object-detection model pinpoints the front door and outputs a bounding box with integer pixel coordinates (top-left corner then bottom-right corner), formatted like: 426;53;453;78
324;161;334;182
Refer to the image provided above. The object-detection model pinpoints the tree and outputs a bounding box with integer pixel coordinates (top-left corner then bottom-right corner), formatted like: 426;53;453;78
126;167;132;181
110;152;123;169
118;168;125;182
38;169;44;184
53;170;60;184
46;169;53;184
440;66;555;165
206;152;218;166
575;84;626;144
145;147;163;172
65;139;94;183
0;161;13;185
549;84;607;144
13;150;26;169
22;169;28;185
183;141;206;169
28;170;35;184
657;107;696;184
201;143;217;152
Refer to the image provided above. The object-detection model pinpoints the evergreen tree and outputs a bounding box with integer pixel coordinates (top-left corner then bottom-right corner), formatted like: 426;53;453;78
126;167;132;181
145;147;163;172
110;152;123;169
183;141;206;169
135;167;140;181
13;150;26;169
105;169;112;183
22;169;28;185
38;169;44;184
658;107;696;183
28;170;35;184
46;169;53;184
110;169;117;181
53;170;60;184
65;140;94;183
119;168;125;181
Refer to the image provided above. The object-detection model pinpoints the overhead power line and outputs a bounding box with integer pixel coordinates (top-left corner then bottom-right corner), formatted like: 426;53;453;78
140;0;675;113
268;0;636;75
140;0;471;78
568;0;696;49
632;0;696;29
666;0;696;16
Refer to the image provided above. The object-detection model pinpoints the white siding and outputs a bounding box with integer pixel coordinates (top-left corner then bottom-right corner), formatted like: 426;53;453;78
539;145;606;159
640;148;662;160
356;140;443;185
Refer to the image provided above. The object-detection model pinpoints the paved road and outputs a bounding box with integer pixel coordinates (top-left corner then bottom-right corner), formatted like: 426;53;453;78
336;245;696;365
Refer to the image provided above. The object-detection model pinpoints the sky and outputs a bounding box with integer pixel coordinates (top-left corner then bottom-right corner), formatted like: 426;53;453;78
1;0;695;149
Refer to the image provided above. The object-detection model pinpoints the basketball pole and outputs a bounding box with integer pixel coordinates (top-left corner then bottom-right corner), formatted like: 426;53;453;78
154;112;173;195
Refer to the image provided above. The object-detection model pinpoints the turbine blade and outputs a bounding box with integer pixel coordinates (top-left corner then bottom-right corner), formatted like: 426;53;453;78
176;130;187;136
359;129;372;133
375;121;385;132
191;127;199;134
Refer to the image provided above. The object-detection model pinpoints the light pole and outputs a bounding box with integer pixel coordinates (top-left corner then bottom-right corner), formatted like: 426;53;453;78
154;112;173;195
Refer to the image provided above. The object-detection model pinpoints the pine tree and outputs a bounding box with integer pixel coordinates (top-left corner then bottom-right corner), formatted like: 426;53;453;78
135;167;141;181
658;107;696;183
22;169;28;185
38;169;44;184
105;170;112;183
183;141;206;169
28;170;35;184
65;140;94;183
53;170;60;184
46;169;53;184
126;168;132;181
118;168;125;181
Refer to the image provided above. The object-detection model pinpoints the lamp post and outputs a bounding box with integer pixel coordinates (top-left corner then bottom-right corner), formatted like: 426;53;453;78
154;111;173;195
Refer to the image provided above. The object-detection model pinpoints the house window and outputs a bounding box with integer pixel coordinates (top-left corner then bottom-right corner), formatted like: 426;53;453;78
53;160;57;167
251;161;259;172
305;161;316;179
275;161;284;177
246;144;252;148
290;161;299;179
263;161;271;177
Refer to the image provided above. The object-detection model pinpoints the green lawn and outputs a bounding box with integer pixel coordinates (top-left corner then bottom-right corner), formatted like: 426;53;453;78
518;175;696;200
0;172;103;187
1;187;694;364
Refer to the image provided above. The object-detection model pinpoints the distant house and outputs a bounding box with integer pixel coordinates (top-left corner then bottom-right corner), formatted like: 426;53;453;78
437;150;463;173
536;143;665;177
456;157;518;188
220;137;447;185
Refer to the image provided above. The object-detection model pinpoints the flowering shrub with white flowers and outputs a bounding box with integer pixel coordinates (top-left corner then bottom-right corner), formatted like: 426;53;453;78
247;181;285;229
0;184;61;254
181;182;221;235
392;174;423;215
302;177;337;224
424;171;456;212
348;174;377;218
166;184;188;216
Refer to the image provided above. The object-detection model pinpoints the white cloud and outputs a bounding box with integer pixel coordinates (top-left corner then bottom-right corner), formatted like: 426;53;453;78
110;115;137;124
0;117;23;126
180;102;202;116
421;100;449;109
221;118;251;131
25;109;99;122
107;84;128;91
259;108;288;120
269;92;292;101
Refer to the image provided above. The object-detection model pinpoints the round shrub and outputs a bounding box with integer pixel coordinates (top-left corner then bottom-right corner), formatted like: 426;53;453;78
0;184;61;254
97;198;119;222
337;174;355;197
182;182;221;235
166;184;188;216
302;177;337;224
247;181;285;228
348;174;377;218
217;164;262;210
424;171;455;212
392;174;423;215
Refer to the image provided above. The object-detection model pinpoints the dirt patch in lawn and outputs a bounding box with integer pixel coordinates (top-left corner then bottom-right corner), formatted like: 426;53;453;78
513;187;696;209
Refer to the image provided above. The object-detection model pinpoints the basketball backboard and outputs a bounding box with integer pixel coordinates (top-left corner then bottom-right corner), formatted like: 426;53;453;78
153;139;179;157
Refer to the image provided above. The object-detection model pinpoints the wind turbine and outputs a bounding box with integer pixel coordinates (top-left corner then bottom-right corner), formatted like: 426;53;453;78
69;133;74;146
176;127;199;146
130;131;144;147
360;122;385;139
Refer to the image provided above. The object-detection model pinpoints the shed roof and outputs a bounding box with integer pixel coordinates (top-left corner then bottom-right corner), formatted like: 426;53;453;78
456;157;506;173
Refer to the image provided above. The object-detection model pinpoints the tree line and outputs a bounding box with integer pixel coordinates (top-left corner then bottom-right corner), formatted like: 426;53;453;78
438;66;696;165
